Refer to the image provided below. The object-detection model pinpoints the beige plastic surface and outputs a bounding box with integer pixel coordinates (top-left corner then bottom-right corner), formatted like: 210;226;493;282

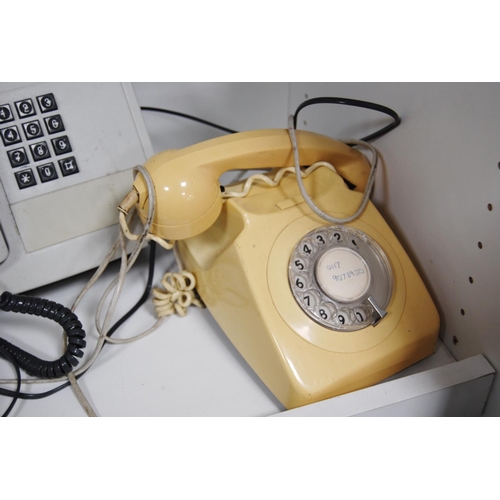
133;129;370;240
142;130;440;409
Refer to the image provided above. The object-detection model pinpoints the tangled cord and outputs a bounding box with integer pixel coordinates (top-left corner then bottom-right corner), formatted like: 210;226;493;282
0;292;86;379
222;161;339;199
152;271;204;318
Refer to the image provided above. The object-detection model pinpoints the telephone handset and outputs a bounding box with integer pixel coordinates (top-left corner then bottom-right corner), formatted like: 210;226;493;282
132;129;371;240
132;129;439;409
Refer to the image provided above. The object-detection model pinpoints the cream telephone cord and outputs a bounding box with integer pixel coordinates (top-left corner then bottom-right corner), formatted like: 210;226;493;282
221;123;378;223
287;116;378;224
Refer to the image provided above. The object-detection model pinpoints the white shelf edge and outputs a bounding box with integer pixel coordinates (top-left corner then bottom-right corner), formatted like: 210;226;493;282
271;354;495;417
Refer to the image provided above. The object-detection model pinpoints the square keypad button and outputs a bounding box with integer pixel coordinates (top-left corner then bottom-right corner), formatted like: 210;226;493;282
37;93;58;113
30;141;51;161
1;125;21;146
0;104;14;123
44;114;64;134
7;147;29;168
37;162;58;183
15;98;36;118
51;135;72;155
15;168;37;189
58;156;79;176
22;120;44;140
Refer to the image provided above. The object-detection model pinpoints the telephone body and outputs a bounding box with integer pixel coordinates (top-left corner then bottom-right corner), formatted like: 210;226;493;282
133;129;439;409
0;83;153;294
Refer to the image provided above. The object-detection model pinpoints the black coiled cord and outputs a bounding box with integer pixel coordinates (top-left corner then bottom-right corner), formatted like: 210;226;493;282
0;291;86;379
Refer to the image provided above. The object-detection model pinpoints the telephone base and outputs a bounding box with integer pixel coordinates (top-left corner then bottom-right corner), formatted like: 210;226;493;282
176;155;439;409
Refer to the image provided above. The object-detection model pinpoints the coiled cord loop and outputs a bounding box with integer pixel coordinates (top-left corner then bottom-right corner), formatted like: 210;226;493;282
0;291;86;379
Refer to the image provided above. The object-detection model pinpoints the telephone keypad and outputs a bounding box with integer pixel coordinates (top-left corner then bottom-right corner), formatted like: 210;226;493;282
1;91;80;190
289;225;393;332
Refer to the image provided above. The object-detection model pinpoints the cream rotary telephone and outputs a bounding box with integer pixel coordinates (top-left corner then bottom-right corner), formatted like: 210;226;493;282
130;128;439;409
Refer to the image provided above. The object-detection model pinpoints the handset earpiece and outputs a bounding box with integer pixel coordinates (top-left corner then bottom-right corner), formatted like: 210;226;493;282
133;148;224;240
133;129;371;240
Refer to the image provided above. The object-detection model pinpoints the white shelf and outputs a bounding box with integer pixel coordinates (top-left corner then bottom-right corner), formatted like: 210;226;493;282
273;349;494;417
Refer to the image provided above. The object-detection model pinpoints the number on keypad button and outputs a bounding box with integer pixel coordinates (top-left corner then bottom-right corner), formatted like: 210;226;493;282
44;115;64;134
1;126;21;146
8;147;29;167
51;136;72;155
0;104;13;123
30;141;51;161
15;99;36;118
37;163;58;183
37;93;58;113
23;120;43;140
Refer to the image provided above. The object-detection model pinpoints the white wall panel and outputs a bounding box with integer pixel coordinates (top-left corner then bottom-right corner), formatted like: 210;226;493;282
133;82;289;152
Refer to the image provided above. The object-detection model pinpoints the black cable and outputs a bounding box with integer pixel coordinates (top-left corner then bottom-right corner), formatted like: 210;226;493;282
105;240;157;337
0;241;157;400
141;106;238;134
0;293;86;378
0;241;157;402
0;344;21;417
293;97;401;142
142;98;400;142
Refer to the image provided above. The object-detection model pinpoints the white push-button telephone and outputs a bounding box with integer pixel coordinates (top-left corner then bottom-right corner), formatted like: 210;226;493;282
131;128;440;409
0;82;152;294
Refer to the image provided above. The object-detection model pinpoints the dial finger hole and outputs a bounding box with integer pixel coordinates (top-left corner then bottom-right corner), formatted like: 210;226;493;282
292;256;308;272
315;303;334;323
334;308;353;327
298;290;321;309
292;274;310;291
353;306;371;324
298;239;316;257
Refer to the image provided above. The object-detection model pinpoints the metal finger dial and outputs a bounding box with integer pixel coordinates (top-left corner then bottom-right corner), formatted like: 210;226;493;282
289;225;393;331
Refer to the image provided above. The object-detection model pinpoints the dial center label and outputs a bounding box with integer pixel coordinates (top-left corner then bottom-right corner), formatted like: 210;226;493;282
316;247;371;302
